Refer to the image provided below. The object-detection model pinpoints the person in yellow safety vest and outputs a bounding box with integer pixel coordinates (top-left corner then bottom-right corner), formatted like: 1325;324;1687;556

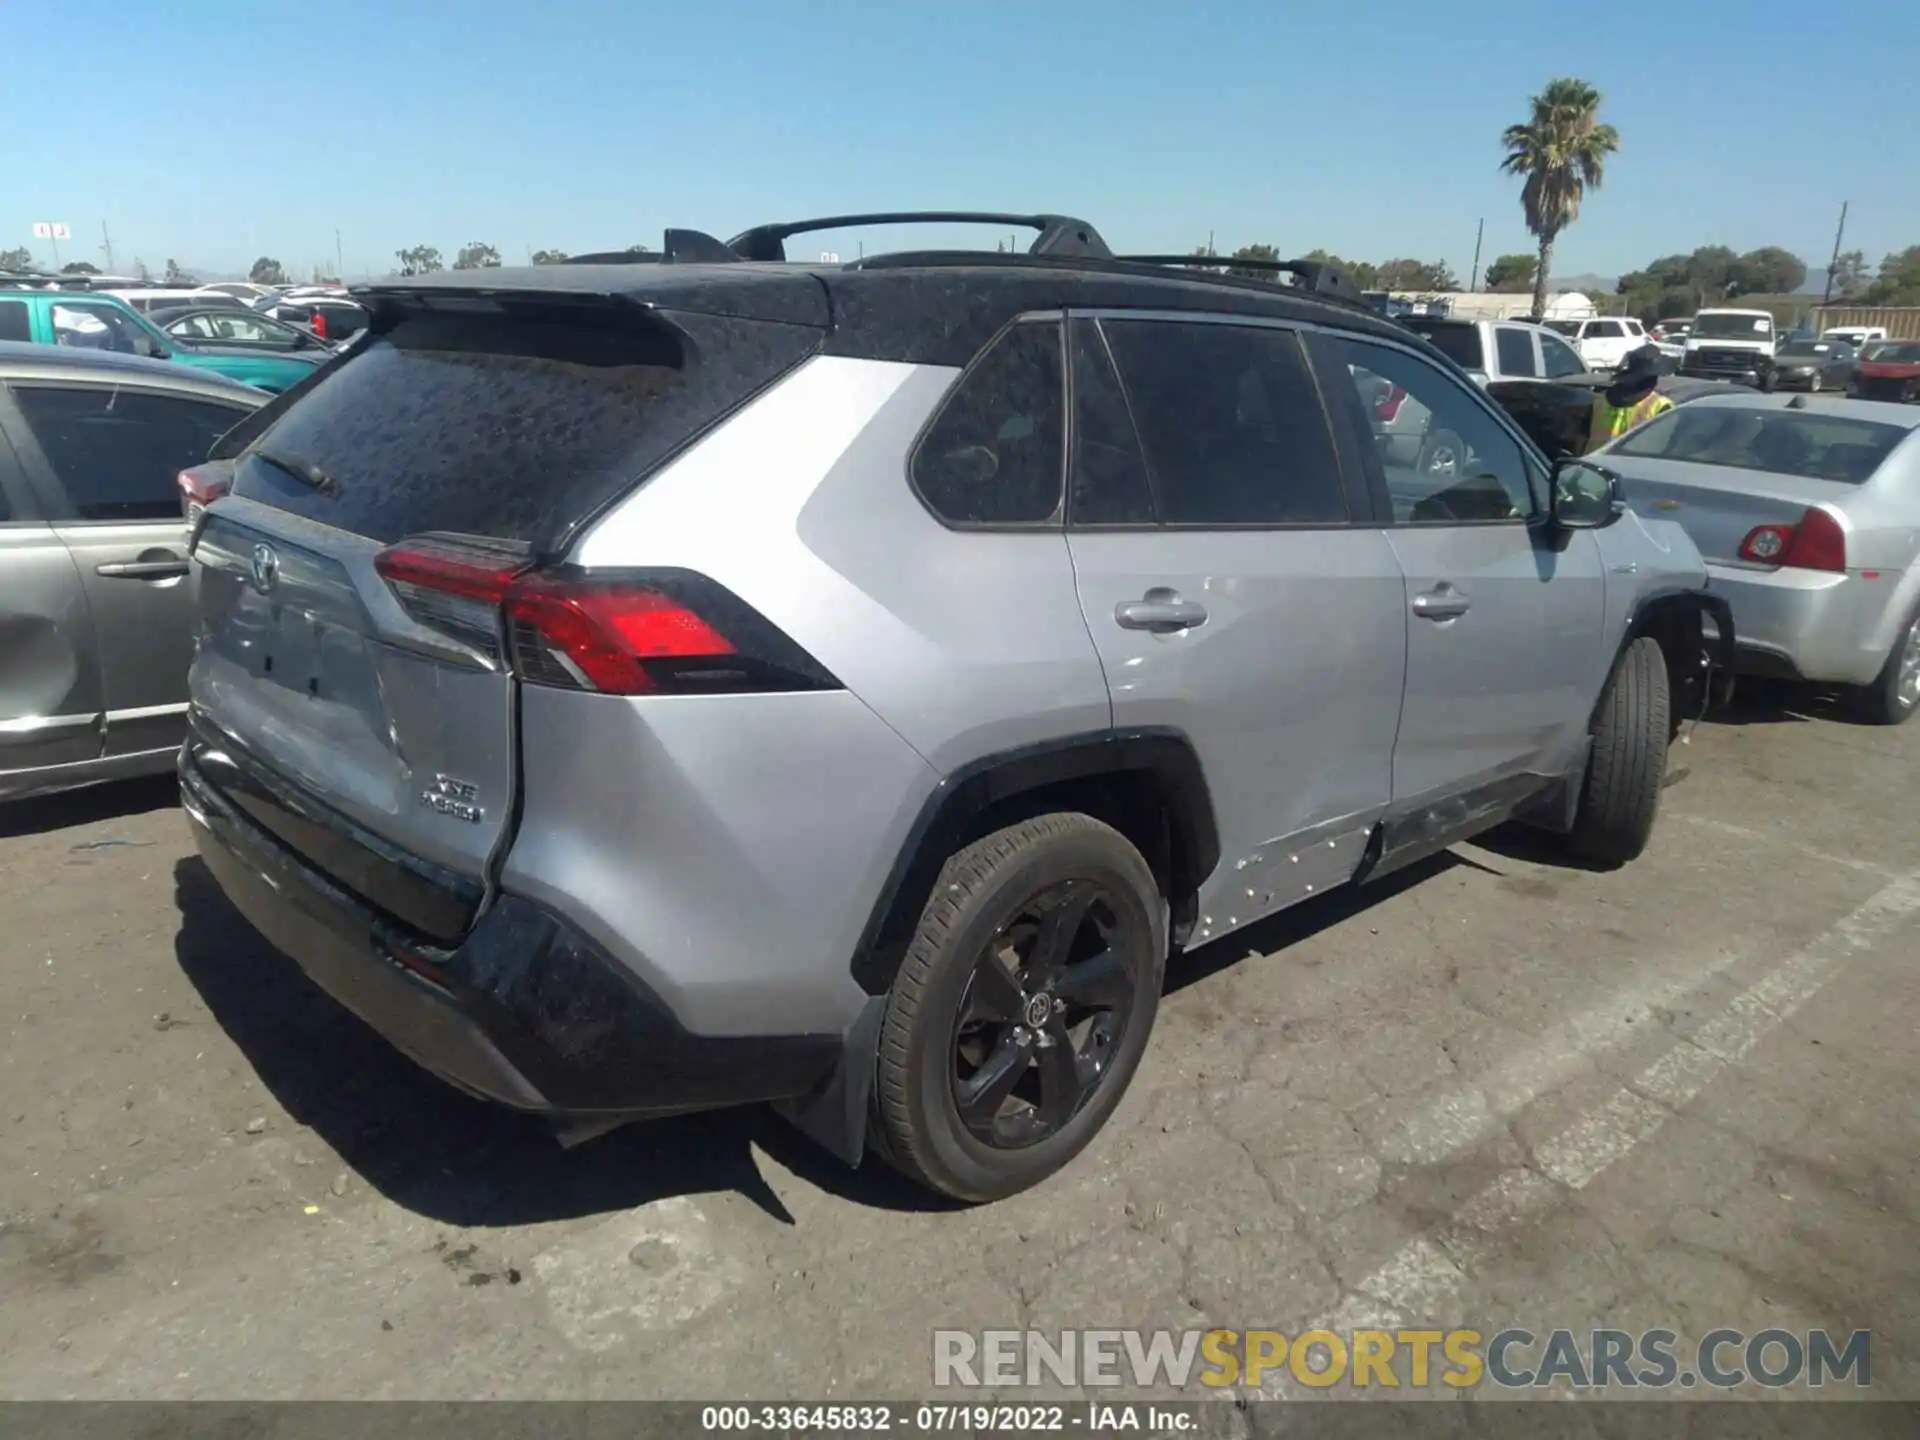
1586;343;1674;453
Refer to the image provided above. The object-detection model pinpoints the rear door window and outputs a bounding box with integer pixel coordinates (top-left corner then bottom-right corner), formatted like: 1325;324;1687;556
50;303;147;355
912;319;1065;525
0;300;31;343
1101;319;1348;526
12;385;253;521
1494;327;1539;377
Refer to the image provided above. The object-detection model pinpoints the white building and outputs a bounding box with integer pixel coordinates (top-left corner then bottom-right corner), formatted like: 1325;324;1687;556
1387;290;1598;321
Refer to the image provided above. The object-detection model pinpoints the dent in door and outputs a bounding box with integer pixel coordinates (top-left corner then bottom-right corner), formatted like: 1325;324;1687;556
0;528;104;769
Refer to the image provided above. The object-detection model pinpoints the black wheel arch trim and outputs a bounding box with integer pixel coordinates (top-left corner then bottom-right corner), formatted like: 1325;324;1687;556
849;727;1220;996
1618;585;1737;715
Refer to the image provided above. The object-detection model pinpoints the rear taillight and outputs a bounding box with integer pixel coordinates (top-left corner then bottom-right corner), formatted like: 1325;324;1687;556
372;537;837;696
179;462;232;528
1737;507;1846;572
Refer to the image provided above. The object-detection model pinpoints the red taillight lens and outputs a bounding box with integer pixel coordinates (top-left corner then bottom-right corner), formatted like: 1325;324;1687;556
179;462;231;513
311;309;328;340
505;579;735;695
372;538;833;696
1737;507;1846;573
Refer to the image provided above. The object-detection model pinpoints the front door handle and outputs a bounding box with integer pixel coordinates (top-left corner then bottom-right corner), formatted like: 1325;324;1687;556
97;557;190;580
1115;593;1209;633
1411;584;1471;620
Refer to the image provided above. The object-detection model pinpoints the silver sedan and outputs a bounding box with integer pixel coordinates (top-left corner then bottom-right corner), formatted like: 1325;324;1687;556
1596;392;1920;723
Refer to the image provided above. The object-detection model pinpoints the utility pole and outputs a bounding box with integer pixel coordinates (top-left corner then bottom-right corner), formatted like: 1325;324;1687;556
100;221;115;272
1822;200;1849;305
336;229;345;281
1469;218;1485;292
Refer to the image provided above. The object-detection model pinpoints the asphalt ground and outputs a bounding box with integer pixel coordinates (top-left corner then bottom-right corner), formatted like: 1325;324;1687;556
1;676;1915;1411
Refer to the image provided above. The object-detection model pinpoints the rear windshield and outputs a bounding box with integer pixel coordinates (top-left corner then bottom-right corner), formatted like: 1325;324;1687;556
1402;320;1483;370
1542;320;1580;337
230;304;822;547
1612;406;1907;483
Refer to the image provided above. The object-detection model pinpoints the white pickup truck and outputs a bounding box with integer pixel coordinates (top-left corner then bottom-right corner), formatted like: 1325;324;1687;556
1679;308;1779;390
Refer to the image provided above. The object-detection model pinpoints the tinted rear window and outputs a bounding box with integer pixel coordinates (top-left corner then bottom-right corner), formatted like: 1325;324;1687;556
1403;321;1483;370
1612;407;1908;484
231;305;822;546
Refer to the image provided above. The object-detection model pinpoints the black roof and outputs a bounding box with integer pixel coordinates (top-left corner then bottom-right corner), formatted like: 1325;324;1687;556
353;214;1412;367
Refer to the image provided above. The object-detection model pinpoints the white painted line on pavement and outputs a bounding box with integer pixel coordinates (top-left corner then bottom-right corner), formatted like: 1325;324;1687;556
1673;814;1897;879
1347;868;1920;1321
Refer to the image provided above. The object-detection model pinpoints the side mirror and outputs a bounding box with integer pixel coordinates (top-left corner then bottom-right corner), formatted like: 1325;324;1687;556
1550;457;1622;529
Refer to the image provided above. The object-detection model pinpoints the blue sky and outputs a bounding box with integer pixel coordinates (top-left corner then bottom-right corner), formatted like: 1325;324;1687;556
7;0;1918;283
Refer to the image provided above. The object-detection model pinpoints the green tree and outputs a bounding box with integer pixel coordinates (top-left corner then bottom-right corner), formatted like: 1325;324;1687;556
1866;246;1920;305
394;246;443;277
1184;241;1220;271
1227;242;1281;280
1828;249;1868;299
531;249;569;265
1499;77;1620;317
453;241;502;270
626;243;653;254
61;260;99;276
249;256;287;285
1483;253;1538;293
1728;246;1806;297
0;246;34;272
164;258;193;285
1377;257;1458;291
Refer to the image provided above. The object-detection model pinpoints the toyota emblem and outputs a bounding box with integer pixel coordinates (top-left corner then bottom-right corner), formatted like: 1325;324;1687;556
248;542;280;594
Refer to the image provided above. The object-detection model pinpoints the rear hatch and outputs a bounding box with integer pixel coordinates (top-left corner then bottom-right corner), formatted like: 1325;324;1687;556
186;273;828;940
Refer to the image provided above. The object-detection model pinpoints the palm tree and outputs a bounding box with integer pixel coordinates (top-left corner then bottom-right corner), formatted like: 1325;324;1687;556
1500;78;1620;317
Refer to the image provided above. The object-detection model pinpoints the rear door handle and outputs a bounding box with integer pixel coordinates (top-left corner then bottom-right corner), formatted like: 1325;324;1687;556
96;558;190;580
1411;584;1471;620
1115;595;1209;633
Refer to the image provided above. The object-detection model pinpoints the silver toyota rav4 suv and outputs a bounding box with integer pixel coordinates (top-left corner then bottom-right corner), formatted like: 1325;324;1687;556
179;213;1731;1202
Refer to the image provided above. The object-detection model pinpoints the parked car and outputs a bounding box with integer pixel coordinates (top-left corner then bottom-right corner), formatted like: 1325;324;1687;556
0;289;323;394
1847;340;1920;402
251;295;368;343
1603;392;1920;723
0;344;264;800
1770;338;1858;393
1680;309;1779;389
151;305;336;356
1822;326;1888;351
1651;319;1692;343
104;288;250;316
178;211;1728;1202
197;282;281;305
1543;316;1649;371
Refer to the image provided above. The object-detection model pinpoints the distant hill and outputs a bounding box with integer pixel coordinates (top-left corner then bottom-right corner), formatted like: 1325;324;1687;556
1551;272;1616;295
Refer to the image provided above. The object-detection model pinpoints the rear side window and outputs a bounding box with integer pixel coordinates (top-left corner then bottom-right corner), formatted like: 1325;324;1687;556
1101;320;1347;526
912;320;1065;525
12;385;252;521
0;300;29;342
1495;327;1538;377
1541;334;1587;378
1405;322;1484;371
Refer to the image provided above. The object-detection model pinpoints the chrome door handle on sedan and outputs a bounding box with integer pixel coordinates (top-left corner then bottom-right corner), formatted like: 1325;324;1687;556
97;557;191;581
1411;584;1471;620
1115;595;1209;633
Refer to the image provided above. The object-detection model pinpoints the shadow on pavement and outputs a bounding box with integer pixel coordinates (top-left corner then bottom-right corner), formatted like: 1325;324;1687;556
170;856;954;1228
1707;676;1858;726
0;773;179;840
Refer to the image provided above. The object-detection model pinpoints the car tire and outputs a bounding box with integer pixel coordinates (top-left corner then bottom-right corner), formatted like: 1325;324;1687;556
1416;429;1465;477
1568;636;1671;868
1857;606;1920;726
1757;368;1777;393
1808;371;1823;393
871;813;1166;1202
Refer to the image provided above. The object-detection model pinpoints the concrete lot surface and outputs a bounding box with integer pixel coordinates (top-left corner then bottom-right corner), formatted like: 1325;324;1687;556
0;679;1915;1406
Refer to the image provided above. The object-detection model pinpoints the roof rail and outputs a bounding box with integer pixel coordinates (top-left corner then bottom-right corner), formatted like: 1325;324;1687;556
1116;255;1367;308
726;211;1114;263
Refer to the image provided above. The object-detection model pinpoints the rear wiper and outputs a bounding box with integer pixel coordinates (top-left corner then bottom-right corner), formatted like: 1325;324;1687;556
250;446;337;496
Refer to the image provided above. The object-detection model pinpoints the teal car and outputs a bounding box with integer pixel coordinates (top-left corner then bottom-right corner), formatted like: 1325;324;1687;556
0;289;324;393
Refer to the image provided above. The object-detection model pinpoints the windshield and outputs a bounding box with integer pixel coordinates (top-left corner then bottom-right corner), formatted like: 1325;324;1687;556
1612;406;1906;483
1401;320;1484;370
1868;342;1920;364
1542;320;1580;336
1692;313;1773;341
